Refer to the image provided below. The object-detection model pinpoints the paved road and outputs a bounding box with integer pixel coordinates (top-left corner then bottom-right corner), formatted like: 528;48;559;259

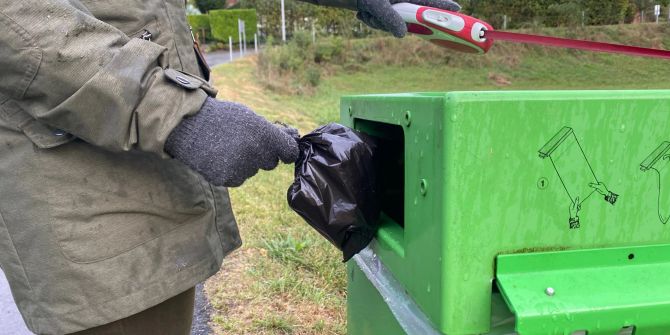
0;269;31;335
0;48;252;335
204;48;257;67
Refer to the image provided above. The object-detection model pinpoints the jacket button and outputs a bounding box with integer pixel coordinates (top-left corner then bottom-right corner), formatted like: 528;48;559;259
175;75;191;86
53;129;66;136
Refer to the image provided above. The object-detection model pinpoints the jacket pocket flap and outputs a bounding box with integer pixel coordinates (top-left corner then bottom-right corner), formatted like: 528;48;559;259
20;119;75;148
0;100;75;148
164;68;217;97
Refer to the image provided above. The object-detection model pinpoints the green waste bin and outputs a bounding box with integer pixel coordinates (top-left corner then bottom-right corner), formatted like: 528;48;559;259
341;91;670;335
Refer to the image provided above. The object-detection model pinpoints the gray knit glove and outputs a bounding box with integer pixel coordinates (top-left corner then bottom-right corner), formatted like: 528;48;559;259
357;0;461;37
165;98;300;187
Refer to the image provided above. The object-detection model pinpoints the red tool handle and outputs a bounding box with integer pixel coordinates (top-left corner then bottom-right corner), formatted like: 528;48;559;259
395;3;670;60
486;30;670;60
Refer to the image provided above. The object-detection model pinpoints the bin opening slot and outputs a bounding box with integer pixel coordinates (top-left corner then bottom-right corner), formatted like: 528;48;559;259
354;119;405;228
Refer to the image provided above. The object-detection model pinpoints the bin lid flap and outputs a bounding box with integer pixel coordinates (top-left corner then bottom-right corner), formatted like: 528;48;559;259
496;244;670;335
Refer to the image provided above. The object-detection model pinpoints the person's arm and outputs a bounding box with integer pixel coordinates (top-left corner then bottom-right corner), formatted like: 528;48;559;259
1;0;299;187
0;0;209;156
297;0;461;37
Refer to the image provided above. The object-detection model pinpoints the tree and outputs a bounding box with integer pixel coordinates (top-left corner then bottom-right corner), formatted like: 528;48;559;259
463;0;629;27
239;0;360;39
581;0;628;25
195;0;226;13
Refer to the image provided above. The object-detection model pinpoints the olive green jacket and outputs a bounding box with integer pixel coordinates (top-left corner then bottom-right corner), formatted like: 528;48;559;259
0;1;241;333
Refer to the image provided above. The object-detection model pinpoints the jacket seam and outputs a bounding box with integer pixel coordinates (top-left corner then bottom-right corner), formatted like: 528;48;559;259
0;11;43;100
208;183;224;245
160;0;186;71
126;16;161;39
53;210;209;264
29;255;216;330
0;209;43;323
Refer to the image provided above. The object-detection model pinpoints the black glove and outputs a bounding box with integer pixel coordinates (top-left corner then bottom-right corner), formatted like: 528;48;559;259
357;0;461;38
166;98;300;187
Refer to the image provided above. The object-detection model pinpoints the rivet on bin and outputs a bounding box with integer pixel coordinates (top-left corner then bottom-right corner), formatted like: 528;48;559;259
545;287;556;296
404;110;412;127
420;179;428;196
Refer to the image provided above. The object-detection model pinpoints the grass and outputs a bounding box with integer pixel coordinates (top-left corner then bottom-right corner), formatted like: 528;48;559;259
204;24;670;335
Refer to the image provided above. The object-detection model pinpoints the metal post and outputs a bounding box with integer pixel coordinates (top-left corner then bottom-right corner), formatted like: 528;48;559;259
311;21;316;43
503;15;507;30
229;36;233;61
254;33;258;53
582;11;585;27
238;19;243;56
281;0;286;42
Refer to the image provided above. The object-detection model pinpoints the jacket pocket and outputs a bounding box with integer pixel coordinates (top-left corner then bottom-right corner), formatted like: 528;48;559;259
128;18;161;41
0;100;75;148
36;141;211;263
209;185;242;258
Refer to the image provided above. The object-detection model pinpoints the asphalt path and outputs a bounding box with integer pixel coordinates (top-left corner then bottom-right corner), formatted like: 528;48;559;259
205;49;250;66
0;269;31;335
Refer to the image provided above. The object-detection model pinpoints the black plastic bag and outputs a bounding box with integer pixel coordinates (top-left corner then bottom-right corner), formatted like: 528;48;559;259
287;123;380;262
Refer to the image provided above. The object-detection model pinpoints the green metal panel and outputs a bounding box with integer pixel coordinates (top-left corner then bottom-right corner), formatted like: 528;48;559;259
497;244;670;335
341;91;670;334
347;258;517;335
347;262;406;335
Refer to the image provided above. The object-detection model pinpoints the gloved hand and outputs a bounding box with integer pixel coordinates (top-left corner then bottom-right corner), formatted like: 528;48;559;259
357;0;461;38
165;98;300;187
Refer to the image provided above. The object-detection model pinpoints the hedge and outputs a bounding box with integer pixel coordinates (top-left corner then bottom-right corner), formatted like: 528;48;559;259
210;9;257;42
187;14;210;31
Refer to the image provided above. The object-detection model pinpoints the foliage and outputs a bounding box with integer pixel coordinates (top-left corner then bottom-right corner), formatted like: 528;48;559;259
187;14;210;31
210;9;258;42
239;0;369;39
631;0;670;22
257;23;670;95
188;14;212;42
462;0;635;28
195;0;226;13
206;23;670;334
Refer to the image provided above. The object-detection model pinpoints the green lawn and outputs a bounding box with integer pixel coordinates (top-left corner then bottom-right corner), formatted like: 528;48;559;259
204;29;670;335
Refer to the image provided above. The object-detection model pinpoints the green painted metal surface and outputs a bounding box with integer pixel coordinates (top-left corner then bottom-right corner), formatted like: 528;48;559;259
347;260;516;335
497;244;670;335
341;91;670;334
347;261;406;335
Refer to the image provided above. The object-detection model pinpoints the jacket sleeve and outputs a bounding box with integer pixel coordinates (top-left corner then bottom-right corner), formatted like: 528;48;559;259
298;0;358;10
0;0;212;156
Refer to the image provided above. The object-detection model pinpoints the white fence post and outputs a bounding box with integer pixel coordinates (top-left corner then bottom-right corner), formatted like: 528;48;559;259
238;19;243;55
229;36;233;61
311;21;316;43
281;0;286;42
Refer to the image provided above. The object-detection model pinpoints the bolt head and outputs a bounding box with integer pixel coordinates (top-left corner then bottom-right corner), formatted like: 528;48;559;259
545;287;555;296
